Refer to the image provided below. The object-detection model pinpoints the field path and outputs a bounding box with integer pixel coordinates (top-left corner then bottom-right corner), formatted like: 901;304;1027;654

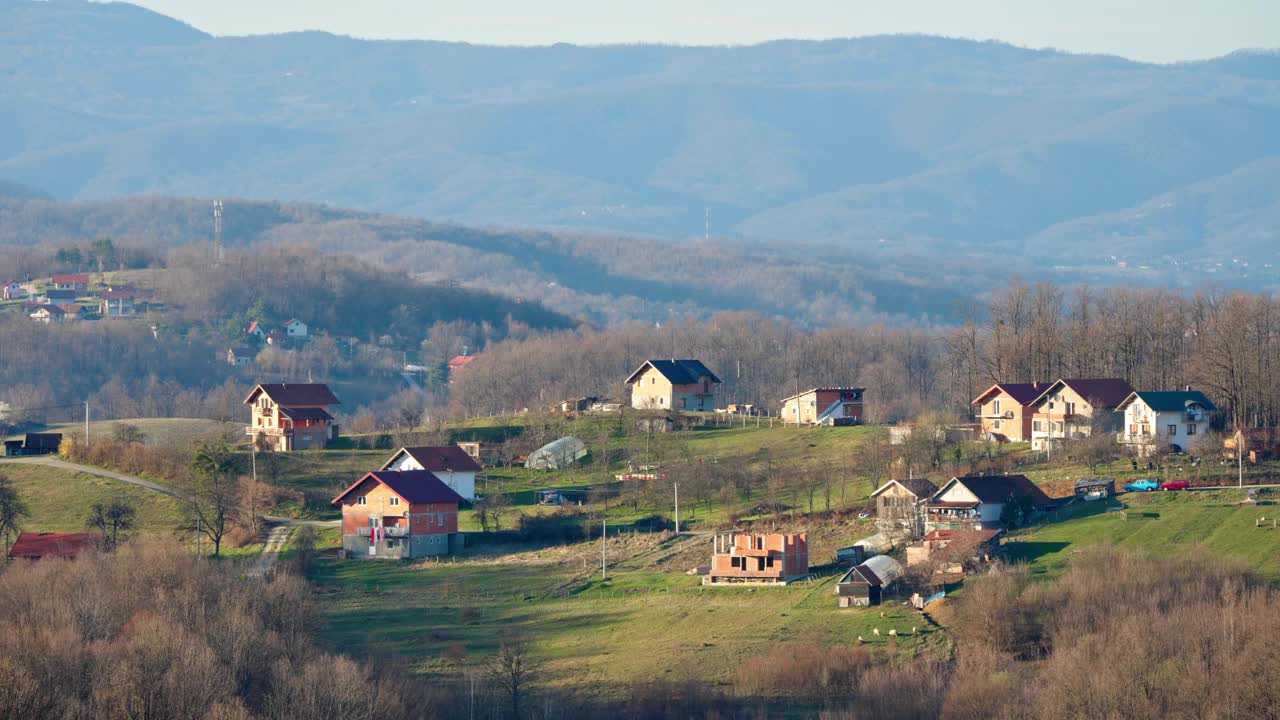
251;524;294;576
0;456;177;496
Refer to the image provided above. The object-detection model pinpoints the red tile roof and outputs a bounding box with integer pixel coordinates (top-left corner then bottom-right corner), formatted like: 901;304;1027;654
331;471;465;506
51;274;90;285
9;532;98;559
449;355;477;370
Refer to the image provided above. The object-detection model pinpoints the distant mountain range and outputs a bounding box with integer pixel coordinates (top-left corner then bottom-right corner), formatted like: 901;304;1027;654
2;0;1279;266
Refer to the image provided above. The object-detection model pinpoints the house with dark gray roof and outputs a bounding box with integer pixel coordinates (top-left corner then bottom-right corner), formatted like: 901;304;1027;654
925;474;1055;531
625;359;721;411
1117;389;1216;456
1028;378;1136;451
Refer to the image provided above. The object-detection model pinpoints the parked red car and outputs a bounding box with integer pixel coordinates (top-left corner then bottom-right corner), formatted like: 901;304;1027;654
1160;480;1191;491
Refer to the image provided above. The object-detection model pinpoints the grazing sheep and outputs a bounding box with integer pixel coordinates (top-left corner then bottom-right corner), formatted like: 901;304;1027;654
880;611;885;618
912;626;918;635
873;628;880;637
888;629;897;637
857;636;864;643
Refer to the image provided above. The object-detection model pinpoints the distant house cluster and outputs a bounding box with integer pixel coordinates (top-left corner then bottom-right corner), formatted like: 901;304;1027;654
7;273;146;323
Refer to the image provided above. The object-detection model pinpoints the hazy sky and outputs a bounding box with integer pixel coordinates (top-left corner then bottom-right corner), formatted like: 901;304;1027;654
124;0;1278;63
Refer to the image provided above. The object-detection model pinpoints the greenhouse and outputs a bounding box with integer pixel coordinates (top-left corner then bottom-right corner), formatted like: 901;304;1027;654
524;436;588;470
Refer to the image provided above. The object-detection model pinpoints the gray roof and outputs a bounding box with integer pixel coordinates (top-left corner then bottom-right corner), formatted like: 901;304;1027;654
1122;390;1216;413
840;554;903;587
626;359;721;386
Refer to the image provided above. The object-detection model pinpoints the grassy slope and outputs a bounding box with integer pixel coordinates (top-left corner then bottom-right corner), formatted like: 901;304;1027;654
0;462;182;535
3;418;240;446
1007;488;1280;579
310;534;938;693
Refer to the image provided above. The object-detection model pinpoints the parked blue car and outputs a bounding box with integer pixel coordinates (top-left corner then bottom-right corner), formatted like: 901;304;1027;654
1123;479;1161;492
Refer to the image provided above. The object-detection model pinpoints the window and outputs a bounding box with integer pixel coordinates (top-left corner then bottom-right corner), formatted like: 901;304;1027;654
993;419;1002;430
993;399;1001;415
386;539;397;548
1167;424;1178;436
1187;424;1197;435
1048;401;1055;410
1065;402;1076;416
1033;420;1042;432
356;496;367;505
390;497;400;506
680;398;687;409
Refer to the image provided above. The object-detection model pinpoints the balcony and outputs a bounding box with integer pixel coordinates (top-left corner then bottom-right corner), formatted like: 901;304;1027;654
385;526;409;538
246;426;288;437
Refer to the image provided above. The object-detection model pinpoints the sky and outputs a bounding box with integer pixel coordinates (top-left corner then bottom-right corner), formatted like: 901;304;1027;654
121;1;1278;63
122;0;1279;63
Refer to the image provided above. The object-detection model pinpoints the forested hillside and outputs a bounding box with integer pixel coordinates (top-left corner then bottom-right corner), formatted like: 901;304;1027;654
2;0;1278;270
0;194;965;325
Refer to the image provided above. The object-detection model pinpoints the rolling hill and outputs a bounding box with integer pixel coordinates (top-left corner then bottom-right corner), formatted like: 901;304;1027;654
1;0;1278;268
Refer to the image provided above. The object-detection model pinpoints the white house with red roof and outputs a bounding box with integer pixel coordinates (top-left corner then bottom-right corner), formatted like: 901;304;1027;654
332;470;465;558
284;318;308;338
380;446;482;500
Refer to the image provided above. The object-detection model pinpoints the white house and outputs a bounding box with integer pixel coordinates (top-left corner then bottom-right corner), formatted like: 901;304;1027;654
2;281;26;301
1117;390;1216;456
924;475;1054;531
379;446;481;501
285;318;308;338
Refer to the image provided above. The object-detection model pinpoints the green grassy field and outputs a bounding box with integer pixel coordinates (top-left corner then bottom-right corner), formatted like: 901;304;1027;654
1007;488;1280;579
4;417;239;447
0;462;183;535
309;533;939;693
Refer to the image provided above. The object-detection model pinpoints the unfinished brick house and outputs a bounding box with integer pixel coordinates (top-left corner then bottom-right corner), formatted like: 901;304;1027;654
704;532;809;585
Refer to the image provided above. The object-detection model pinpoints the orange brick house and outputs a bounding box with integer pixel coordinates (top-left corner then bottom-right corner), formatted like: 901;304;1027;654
704;532;809;585
243;383;340;451
332;470;465;559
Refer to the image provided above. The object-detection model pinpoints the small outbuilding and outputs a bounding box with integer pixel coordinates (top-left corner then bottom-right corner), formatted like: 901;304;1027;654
835;555;903;607
8;532;98;560
1073;478;1116;501
4;433;63;456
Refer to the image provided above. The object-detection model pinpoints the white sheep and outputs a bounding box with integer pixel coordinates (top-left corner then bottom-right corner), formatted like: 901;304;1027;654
880;611;885;618
873;628;880;637
888;629;897;637
857;635;864;643
912;626;918;635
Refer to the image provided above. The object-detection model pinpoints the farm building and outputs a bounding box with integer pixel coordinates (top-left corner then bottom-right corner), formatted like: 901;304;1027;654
8;532;98;560
835;555;903;607
525;436;587;470
380;445;482;501
905;529;1002;573
1073;478;1116;501
4;433;63;457
1224;428;1280;463
704;533;809;585
332;470;465;559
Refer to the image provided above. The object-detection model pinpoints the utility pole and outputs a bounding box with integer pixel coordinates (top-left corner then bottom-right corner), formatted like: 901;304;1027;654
674;482;680;534
1238;429;1244;488
601;519;607;580
213;200;224;265
84;401;89;447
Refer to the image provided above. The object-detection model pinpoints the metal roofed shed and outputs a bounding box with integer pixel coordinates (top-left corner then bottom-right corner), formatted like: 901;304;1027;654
1074;478;1116;500
835;555;904;607
525;436;588;470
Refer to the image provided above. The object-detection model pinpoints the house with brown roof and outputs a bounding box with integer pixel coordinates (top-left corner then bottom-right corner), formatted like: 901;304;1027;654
243;383;340;451
29;304;66;323
869;478;939;538
1028;378;1135;451
626;359;721;411
99;286;136;317
379;445;483;500
332;470;465;558
925;475;1054;531
8;532;98;560
705;532;809;585
971;382;1048;442
50;274;90;292
780;387;865;425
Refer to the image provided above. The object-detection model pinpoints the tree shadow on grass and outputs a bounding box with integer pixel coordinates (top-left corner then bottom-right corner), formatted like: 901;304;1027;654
1004;540;1070;564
